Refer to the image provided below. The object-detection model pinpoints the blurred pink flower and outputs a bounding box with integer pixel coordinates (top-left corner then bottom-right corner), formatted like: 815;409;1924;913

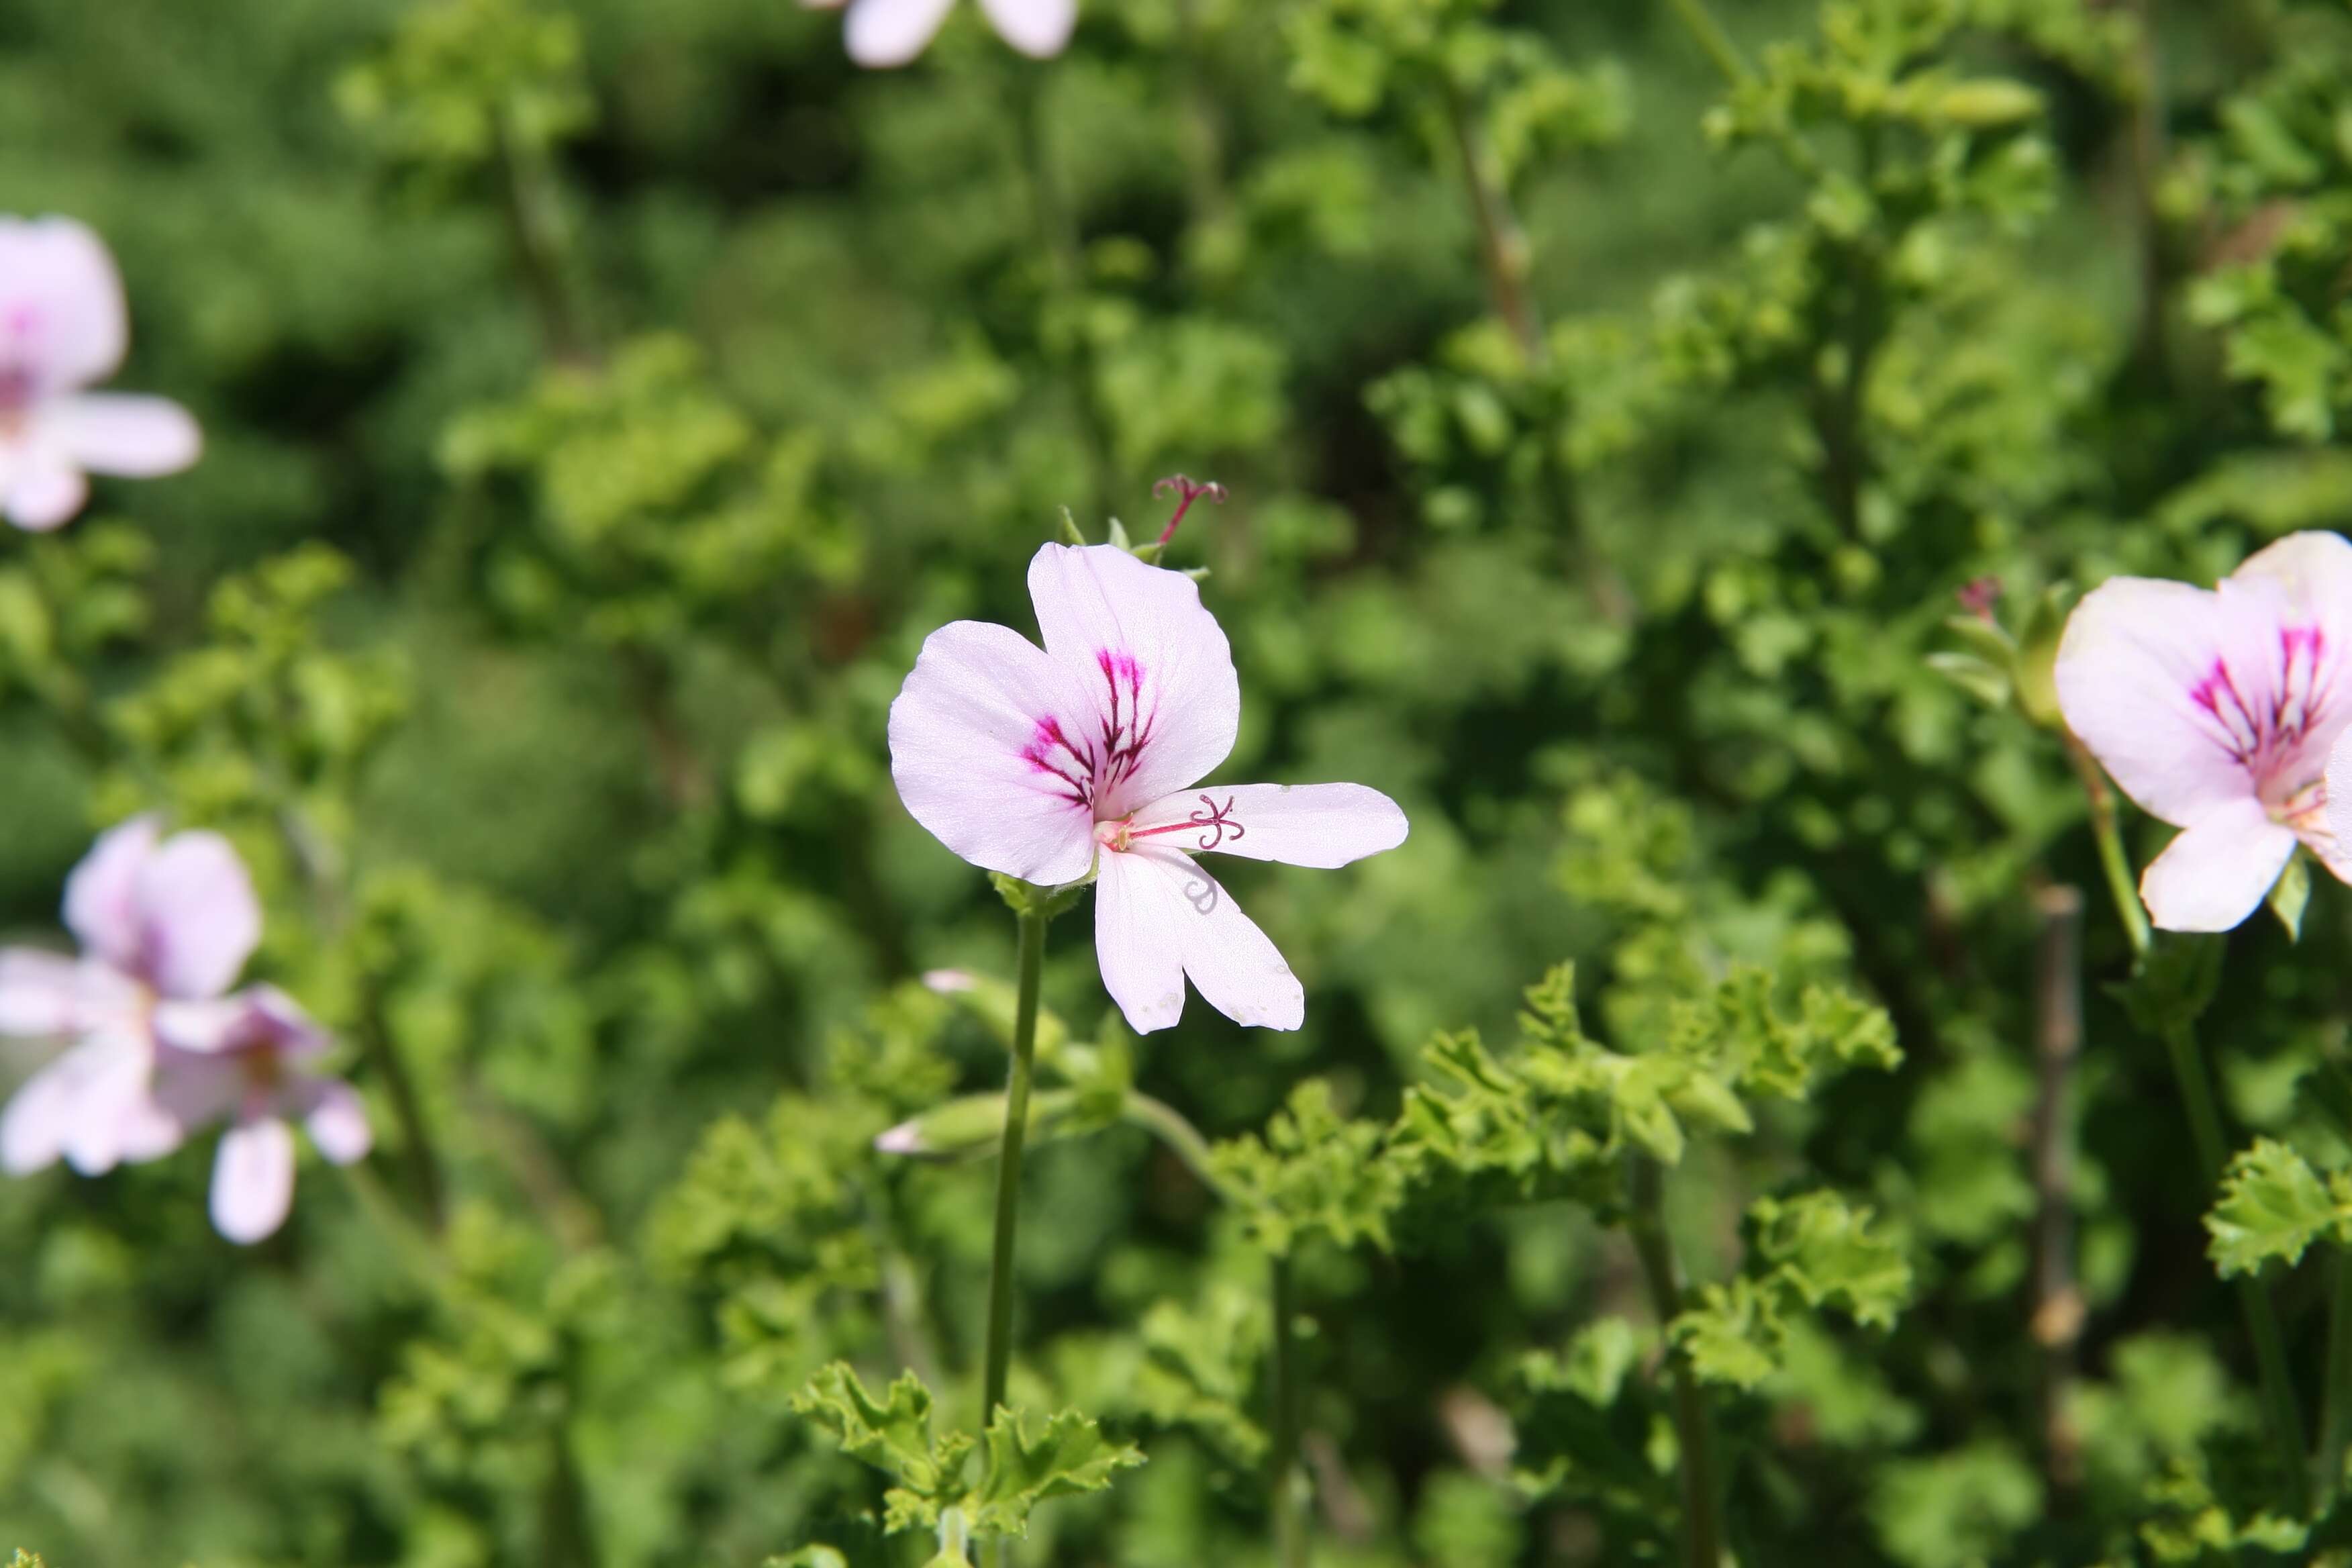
889;543;1408;1033
2056;532;2352;932
803;0;1075;68
0;217;200;531
152;987;371;1245
0;816;259;1179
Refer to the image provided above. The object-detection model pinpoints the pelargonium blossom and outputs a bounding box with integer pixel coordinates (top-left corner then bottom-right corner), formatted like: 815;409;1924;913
0;816;260;1178
889;542;1408;1032
2055;531;2352;932
150;986;372;1244
802;0;1075;68
0;217;201;531
0;816;366;1243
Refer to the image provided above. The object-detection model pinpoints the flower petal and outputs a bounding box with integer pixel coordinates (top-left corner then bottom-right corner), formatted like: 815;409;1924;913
0;950;136;1037
210;1117;296;1244
1095;846;1302;1032
64;815;162;971
2231;530;2352;783
50;393;200;477
154;985;329;1059
1094;846;1190;1034
49;1032;181;1175
149;1040;246;1134
3;457;88;532
2139;798;2296;933
1026;544;1238;818
1128;782;1408;868
888;618;1099;885
0;217;128;392
134;830;262;999
1;1044;89;1173
294;1077;372;1166
844;0;958;65
977;0;1075;56
2055;577;2259;826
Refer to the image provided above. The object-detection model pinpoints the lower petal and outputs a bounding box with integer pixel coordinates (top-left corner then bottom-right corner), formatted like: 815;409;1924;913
297;1078;373;1166
1095;849;1189;1034
5;460;87;531
211;1118;297;1244
1099;846;1304;1032
56;1034;180;1175
2139;801;2297;934
845;0;957;64
1;1050;83;1173
52;393;201;477
977;0;1075;56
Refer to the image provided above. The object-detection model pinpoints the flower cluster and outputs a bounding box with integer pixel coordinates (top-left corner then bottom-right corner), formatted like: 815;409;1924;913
0;818;368;1242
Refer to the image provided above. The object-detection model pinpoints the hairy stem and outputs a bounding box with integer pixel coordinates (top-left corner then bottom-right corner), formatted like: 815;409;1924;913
2123;0;2171;382
982;906;1047;1423
2069;749;2310;1512
2029;884;2086;1493
494;104;589;365
1269;1253;1310;1568
1008;66;1116;524
1442;83;1545;369
2160;1018;2311;1518
1628;1156;1728;1568
2065;735;2153;959
2324;1247;2352;1502
358;973;448;1232
1120;1091;1231;1201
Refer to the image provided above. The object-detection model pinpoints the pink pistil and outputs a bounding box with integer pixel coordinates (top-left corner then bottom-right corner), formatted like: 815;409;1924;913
1153;474;1228;547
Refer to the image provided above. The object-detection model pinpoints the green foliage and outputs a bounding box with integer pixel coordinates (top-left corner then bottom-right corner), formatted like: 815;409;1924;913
1673;1190;1913;1390
17;0;2352;1562
2206;1138;2352;1277
793;1364;1142;1540
1210;1078;1403;1256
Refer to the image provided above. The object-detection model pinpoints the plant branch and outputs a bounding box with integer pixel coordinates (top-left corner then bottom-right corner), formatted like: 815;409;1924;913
1628;1155;1727;1568
2028;883;2085;1493
1269;1253;1310;1568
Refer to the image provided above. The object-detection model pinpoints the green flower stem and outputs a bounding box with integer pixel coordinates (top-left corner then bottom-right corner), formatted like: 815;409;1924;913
2324;1246;2352;1502
1657;0;1822;178
981;904;1049;1432
1269;1253;1310;1568
2065;734;2153;960
358;969;449;1232
2069;746;2309;1514
2159;1018;2312;1518
1006;62;1115;524
1627;1155;1727;1568
1119;1091;1232;1202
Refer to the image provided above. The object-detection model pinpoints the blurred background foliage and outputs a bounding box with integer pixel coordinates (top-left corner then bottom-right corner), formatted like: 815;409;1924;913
9;0;2352;1563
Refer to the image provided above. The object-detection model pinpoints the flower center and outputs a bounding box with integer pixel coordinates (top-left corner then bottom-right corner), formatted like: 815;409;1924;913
2190;626;2335;796
1022;648;1160;816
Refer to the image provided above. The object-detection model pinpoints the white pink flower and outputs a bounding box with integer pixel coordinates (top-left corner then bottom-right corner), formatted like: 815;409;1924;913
2055;531;2352;932
888;543;1408;1033
803;0;1075;68
150;987;372;1245
0;816;366;1243
0;217;201;531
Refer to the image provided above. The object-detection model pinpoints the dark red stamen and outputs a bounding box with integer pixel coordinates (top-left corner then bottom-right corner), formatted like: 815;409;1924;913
1128;793;1246;851
1153;474;1228;547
